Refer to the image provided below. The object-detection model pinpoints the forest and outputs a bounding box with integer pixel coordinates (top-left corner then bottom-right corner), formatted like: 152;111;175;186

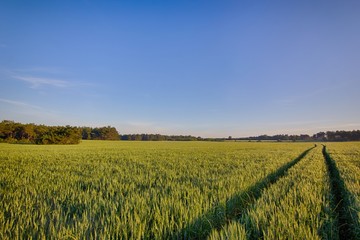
0;120;118;144
0;120;81;144
0;120;198;144
1;120;360;144
241;131;360;142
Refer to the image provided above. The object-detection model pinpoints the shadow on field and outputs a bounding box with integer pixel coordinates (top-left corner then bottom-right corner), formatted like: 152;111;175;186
322;146;359;240
169;146;315;239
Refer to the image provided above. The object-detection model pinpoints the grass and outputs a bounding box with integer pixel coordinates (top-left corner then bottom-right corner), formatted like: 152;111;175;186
175;146;314;239
325;142;360;239
211;146;336;239
0;141;359;239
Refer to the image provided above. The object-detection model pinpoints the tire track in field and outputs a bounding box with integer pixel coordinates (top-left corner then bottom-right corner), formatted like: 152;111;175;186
322;145;359;240
171;146;315;239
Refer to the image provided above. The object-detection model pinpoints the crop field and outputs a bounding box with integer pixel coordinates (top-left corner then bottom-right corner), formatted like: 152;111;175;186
325;142;360;239
0;141;359;239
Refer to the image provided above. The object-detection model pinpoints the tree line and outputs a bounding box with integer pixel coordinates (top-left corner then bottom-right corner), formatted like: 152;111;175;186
81;126;119;140
237;130;360;142
119;134;200;141
0;120;200;144
1;120;360;144
0;121;122;144
0;120;81;144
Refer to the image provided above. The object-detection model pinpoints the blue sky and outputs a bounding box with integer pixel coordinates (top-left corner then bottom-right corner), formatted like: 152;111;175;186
1;0;359;137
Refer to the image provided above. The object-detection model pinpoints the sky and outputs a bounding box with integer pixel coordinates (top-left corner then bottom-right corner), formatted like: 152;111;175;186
1;0;360;137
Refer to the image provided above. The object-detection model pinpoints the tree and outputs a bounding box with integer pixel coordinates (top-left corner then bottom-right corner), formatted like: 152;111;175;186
0;121;81;144
82;127;92;140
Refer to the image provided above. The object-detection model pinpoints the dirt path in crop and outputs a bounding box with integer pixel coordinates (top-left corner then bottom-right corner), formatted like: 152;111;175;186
322;145;359;240
171;146;315;239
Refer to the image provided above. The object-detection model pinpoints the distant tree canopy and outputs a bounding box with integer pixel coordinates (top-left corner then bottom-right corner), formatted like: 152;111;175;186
0;121;120;144
119;134;200;141
0;120;81;144
81;126;119;140
323;130;360;141
239;130;360;142
1;120;360;144
0;120;201;144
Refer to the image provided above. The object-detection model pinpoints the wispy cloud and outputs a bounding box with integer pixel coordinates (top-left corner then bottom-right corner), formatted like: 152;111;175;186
12;66;70;75
12;75;69;88
1;67;96;91
0;98;61;123
0;98;43;110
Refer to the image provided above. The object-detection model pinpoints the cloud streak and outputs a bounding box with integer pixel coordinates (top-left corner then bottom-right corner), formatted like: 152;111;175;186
12;75;69;88
0;98;43;110
0;98;62;124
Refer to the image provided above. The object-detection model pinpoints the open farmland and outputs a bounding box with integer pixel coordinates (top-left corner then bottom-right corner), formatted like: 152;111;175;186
325;142;360;239
0;141;359;239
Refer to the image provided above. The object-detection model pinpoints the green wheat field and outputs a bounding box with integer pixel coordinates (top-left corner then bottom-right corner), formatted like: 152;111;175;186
0;141;359;239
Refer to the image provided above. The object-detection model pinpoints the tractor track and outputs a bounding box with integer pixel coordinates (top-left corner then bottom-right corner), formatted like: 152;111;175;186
322;145;358;240
172;146;315;239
